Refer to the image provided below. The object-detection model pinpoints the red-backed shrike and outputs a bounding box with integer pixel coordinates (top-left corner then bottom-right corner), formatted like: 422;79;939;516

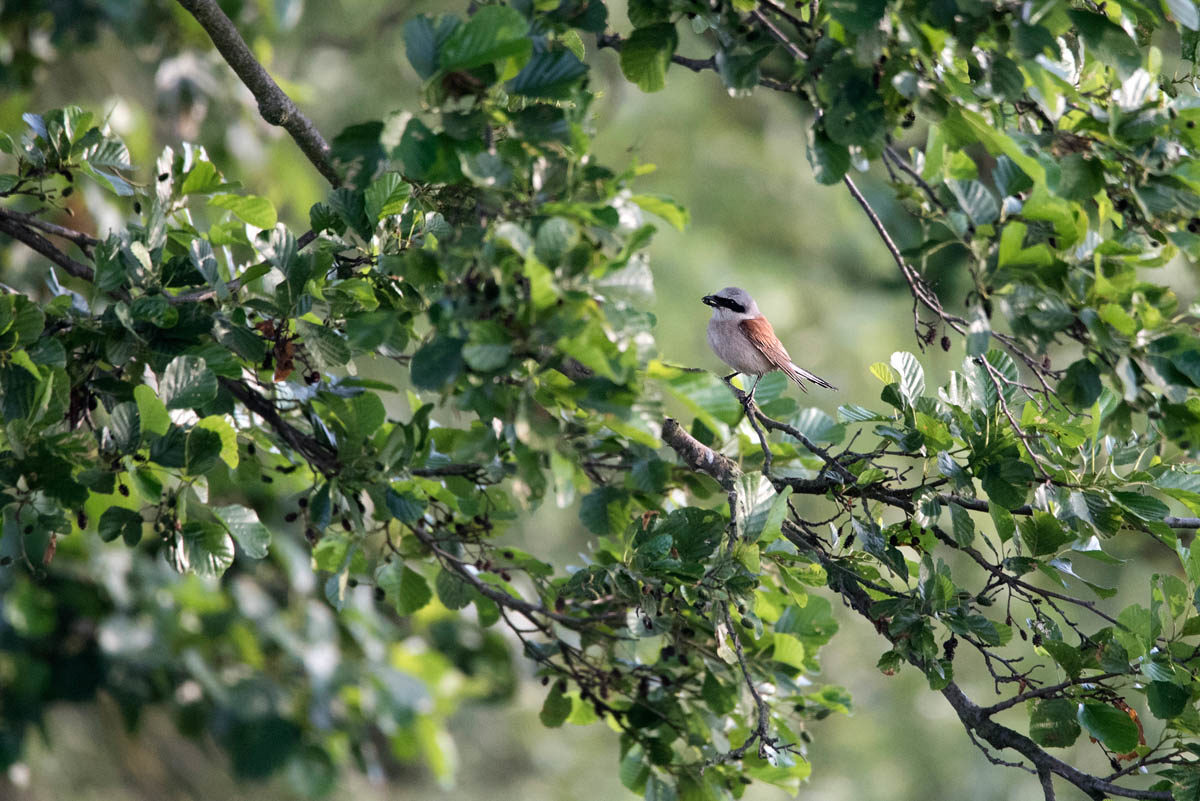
702;286;836;400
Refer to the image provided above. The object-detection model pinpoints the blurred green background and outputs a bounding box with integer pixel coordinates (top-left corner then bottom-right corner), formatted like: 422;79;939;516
0;2;1186;800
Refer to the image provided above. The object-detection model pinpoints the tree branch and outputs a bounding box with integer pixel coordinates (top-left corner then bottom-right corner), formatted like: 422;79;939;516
661;417;738;491
662;416;1172;801
941;683;1169;800
842;173;1060;391
0;206;99;252
980;671;1126;717
220;377;339;475
175;0;341;187
0;208;96;283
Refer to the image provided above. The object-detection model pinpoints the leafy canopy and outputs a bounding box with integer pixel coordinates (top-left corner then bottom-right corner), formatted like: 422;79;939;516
4;0;1200;799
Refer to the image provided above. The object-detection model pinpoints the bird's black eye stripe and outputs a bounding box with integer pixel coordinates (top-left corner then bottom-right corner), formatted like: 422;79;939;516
716;297;745;314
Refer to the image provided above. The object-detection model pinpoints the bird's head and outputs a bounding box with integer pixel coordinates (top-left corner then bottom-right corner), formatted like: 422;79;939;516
702;286;758;318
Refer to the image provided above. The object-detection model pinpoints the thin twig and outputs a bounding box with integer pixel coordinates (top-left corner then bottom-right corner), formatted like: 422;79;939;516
749;10;809;61
595;33;801;92
884;145;946;211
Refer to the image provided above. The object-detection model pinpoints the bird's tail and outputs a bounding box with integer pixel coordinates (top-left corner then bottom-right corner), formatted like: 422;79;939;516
785;363;837;391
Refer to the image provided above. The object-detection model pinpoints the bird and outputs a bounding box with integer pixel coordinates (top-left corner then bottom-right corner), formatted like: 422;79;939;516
702;286;836;401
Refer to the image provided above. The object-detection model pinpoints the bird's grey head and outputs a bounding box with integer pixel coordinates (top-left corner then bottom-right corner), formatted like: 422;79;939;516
701;286;760;319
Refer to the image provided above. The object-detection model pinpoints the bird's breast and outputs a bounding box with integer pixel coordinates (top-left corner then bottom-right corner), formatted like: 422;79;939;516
707;317;774;375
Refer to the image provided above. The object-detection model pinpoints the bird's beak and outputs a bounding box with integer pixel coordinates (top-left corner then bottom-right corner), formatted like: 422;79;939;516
702;295;718;307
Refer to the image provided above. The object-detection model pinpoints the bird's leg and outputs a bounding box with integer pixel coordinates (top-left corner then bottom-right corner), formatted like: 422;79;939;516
748;374;762;405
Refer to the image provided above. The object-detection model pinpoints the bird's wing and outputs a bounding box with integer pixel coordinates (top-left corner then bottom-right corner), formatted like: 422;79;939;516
740;316;837;391
739;316;794;371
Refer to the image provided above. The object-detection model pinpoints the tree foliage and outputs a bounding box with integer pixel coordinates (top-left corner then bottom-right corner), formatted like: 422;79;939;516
5;0;1200;798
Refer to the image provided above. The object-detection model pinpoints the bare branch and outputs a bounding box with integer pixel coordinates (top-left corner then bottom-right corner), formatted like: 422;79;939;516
0;208;96;283
175;0;341;187
0;207;99;252
220;377;340;475
661;417;738;491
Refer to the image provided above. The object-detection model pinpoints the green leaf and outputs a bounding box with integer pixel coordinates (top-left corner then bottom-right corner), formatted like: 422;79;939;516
1059;359;1103;407
364;172;412;223
580;487;631;536
172;521;236;578
180;160;221;194
435;569;473;610
827;0;887;33
772;632;807;670
134;384;170;436
807;126;850;185
1113;491;1170;522
462;322;513;372
1166;0;1200;29
630;194;688;231
948;503;975;546
108;401;141;453
745;485;792;544
948;180;999;225
385;489;426;523
539;684;572;727
618;744;649;792
439;5;530;72
410;336;464;390
1147;680;1191;719
1029;699;1082;747
1019;511;1073;556
98;507;142;544
184;426;223;475
507;49;588;99
1069;11;1142;77
210;193;277;229
376;562;433;615
619;24;678;93
1040;639;1082;678
213;505;272;559
890;351;924;406
160;355;218;410
404;15;460;79
297;320;352;369
1077;702;1140;753
990;55;1025;101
